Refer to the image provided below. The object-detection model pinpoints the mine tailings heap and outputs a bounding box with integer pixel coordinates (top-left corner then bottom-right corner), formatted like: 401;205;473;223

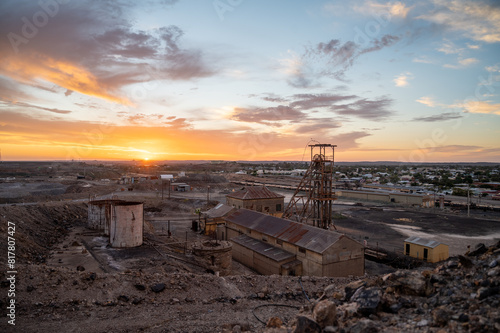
88;199;144;248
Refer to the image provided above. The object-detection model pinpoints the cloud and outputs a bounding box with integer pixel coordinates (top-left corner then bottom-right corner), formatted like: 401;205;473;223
412;112;463;122
231;105;306;124
428;145;483;153
2;100;72;114
485;64;500;72
290;94;357;110
294;119;342;134
444;57;480;69
329;131;371;150
261;94;289;103
462;101;500;115
332;96;393;120
354;1;411;18
0;1;214;104
394;72;413;87
416;96;437;107
412;56;435;64
437;39;462;54
0;76;31;102
288;34;400;85
419;0;500;43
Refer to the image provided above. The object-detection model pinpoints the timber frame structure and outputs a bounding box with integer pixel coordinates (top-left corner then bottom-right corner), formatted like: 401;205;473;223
282;144;337;229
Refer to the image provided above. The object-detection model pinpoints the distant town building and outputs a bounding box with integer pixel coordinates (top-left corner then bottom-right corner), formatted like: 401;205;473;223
336;189;432;207
226;186;284;216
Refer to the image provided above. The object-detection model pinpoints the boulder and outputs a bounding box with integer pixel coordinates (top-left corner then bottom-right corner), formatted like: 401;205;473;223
313;300;337;328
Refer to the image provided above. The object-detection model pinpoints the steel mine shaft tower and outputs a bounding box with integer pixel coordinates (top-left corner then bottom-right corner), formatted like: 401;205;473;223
282;144;337;229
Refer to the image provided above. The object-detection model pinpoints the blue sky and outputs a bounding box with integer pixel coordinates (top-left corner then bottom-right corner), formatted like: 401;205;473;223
0;0;499;161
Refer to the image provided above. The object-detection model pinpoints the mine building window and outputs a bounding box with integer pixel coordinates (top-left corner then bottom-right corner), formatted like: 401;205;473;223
264;207;269;212
276;204;282;212
405;244;410;255
298;247;306;254
262;236;268;242
276;239;283;246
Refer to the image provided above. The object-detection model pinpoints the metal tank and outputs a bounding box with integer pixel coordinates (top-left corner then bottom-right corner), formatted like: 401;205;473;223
87;199;123;235
109;201;144;248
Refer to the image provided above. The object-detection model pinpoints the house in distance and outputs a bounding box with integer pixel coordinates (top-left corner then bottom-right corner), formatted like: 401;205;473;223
226;186;285;216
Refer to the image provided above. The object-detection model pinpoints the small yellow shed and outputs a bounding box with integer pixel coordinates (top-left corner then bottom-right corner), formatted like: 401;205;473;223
404;236;449;263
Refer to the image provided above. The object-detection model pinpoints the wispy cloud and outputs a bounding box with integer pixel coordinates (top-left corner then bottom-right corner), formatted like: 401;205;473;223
444;57;480;69
416;96;437;107
394;72;413;87
437;39;462;54
354;1;411;18
285;34;400;86
231;106;306;125
412;112;463;122
462;101;500;115
2;101;72;114
419;0;500;43
412;56;435;64
331;96;394;120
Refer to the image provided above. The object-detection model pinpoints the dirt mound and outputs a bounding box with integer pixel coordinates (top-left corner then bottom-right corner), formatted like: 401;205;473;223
0;203;87;265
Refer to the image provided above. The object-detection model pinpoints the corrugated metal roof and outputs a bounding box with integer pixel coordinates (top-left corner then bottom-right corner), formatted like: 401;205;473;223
405;236;445;248
225;209;351;254
203;203;235;218
231;234;295;262
227;186;285;200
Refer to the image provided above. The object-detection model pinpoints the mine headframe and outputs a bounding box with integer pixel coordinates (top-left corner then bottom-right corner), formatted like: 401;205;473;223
282;144;337;229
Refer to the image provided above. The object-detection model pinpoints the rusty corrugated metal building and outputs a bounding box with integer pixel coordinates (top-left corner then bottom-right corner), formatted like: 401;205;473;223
226;186;284;216
201;203;236;237
224;209;364;277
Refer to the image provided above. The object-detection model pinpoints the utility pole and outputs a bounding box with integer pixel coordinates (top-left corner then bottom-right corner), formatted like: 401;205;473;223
467;184;470;217
207;185;210;204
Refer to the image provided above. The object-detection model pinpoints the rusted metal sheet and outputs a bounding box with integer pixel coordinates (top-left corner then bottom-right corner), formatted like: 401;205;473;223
226;186;285;200
225;209;348;254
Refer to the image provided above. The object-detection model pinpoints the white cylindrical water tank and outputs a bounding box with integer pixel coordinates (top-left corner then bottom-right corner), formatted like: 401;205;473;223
109;201;144;248
87;199;123;235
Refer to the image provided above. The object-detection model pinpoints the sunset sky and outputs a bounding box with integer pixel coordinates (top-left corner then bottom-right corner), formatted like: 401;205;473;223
1;0;499;162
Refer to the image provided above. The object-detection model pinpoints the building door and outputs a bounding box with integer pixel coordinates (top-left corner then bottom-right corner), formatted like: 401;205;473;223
405;244;410;255
423;248;428;261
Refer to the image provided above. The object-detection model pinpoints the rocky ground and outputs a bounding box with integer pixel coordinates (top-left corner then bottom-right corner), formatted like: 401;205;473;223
272;241;500;333
1;202;499;332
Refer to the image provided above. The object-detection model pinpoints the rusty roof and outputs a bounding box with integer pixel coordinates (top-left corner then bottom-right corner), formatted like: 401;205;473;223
226;186;284;200
231;234;296;262
225;209;354;254
203;203;236;218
